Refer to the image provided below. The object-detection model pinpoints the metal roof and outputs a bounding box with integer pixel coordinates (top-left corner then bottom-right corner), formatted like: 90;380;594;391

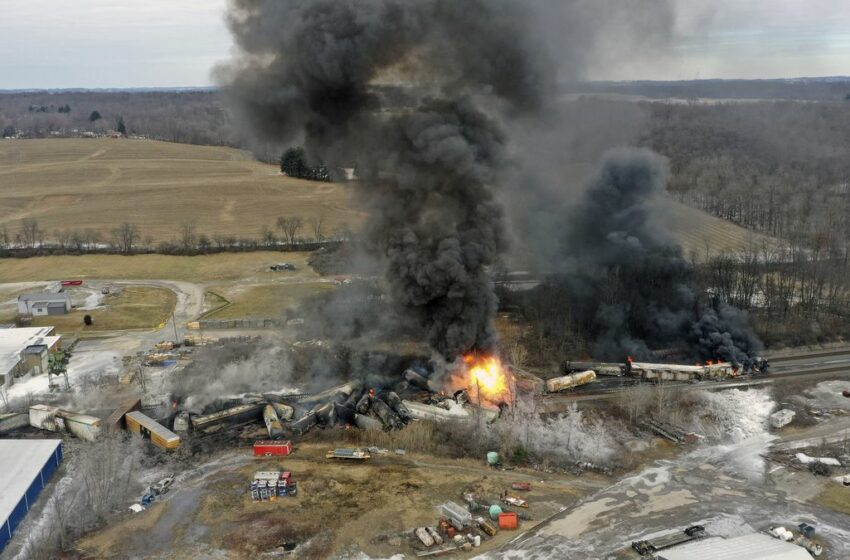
18;293;69;302
660;534;811;560
125;411;180;443
0;327;59;374
22;344;47;354
0;440;62;528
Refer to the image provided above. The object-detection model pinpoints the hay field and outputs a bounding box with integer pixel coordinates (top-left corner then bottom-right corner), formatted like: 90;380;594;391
0;251;318;283
0;138;363;242
0;138;772;265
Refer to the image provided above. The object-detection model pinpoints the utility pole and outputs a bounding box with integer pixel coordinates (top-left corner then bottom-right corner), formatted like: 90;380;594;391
171;311;179;344
137;363;147;393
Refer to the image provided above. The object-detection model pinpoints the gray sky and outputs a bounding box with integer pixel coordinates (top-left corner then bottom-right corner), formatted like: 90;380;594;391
1;0;849;89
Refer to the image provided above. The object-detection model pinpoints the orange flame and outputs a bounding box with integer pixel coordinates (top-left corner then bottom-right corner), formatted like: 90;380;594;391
462;353;510;403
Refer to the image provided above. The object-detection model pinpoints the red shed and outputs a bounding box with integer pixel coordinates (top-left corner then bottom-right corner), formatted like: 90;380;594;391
254;440;293;457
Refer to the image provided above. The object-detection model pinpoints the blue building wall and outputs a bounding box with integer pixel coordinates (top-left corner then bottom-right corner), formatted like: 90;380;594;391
0;442;63;553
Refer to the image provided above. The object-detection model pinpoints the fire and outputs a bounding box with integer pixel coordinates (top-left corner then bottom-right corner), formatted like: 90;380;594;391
462;353;510;403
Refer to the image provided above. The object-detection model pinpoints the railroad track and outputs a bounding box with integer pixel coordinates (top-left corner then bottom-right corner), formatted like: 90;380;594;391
539;356;850;410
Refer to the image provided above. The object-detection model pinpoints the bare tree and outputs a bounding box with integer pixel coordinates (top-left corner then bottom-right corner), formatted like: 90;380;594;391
506;342;528;371
260;225;276;247
309;213;325;242
276;215;303;244
20;218;41;248
179;221;197;251
83;228;102;250
110;222;139;253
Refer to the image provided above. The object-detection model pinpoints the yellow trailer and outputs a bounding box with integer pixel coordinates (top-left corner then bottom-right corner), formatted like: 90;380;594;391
125;411;180;450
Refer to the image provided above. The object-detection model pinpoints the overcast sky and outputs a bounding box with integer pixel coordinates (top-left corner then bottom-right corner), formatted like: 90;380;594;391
1;0;849;89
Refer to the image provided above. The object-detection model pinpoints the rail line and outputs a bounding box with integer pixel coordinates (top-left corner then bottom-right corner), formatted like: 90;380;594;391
539;357;850;410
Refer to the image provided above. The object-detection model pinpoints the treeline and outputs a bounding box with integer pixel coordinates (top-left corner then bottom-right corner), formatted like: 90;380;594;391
0;217;349;258
567;77;850;101
0;90;242;146
641;101;850;242
698;239;850;347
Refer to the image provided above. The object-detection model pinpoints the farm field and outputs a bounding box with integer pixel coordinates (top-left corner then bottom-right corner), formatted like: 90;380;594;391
0;138;776;264
0;138;363;242
0;251;318;283
203;282;336;320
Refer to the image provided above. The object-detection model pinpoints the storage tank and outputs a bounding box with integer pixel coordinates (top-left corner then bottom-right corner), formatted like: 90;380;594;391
353;413;383;431
545;370;597;393
289;411;318;436
271;402;294;422
371;398;403;430
403;369;439;393
263;405;284;439
384;392;411;422
355;392;372;414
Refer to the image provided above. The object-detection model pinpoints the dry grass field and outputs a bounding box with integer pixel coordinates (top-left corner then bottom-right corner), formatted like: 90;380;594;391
0;138;363;242
0;251;318;283
0;138;771;263
204;282;336;320
28;286;176;334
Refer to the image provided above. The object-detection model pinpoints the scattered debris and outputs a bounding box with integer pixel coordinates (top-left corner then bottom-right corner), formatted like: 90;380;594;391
502;495;528;508
325;448;370;460
795;452;841;466
769;409;796;429
641;418;702;445
631;525;706;555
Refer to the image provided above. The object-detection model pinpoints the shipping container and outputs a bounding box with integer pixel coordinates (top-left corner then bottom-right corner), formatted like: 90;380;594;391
125;411;180;450
29;405;101;441
59;410;102;442
498;512;518;530
253;440;293;457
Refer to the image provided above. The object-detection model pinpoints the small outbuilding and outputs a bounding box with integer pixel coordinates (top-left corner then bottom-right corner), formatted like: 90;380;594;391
17;292;71;316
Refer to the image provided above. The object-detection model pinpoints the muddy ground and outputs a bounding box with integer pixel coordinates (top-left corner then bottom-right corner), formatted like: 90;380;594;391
76;441;611;559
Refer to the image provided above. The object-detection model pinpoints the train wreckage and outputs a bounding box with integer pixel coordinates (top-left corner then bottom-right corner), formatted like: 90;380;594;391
12;350;771;448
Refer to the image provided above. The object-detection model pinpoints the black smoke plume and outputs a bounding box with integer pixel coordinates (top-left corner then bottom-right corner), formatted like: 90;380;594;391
556;148;762;362
219;0;548;359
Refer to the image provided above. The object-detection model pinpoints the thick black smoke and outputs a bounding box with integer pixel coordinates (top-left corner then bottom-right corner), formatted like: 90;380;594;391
557;148;762;362
219;0;548;358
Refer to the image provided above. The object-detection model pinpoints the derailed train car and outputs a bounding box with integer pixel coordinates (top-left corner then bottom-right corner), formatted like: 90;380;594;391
626;360;738;382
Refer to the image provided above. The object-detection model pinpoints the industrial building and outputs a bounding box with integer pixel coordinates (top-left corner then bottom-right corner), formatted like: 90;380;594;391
16;292;71;316
0;326;62;387
0;439;63;553
659;533;812;560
